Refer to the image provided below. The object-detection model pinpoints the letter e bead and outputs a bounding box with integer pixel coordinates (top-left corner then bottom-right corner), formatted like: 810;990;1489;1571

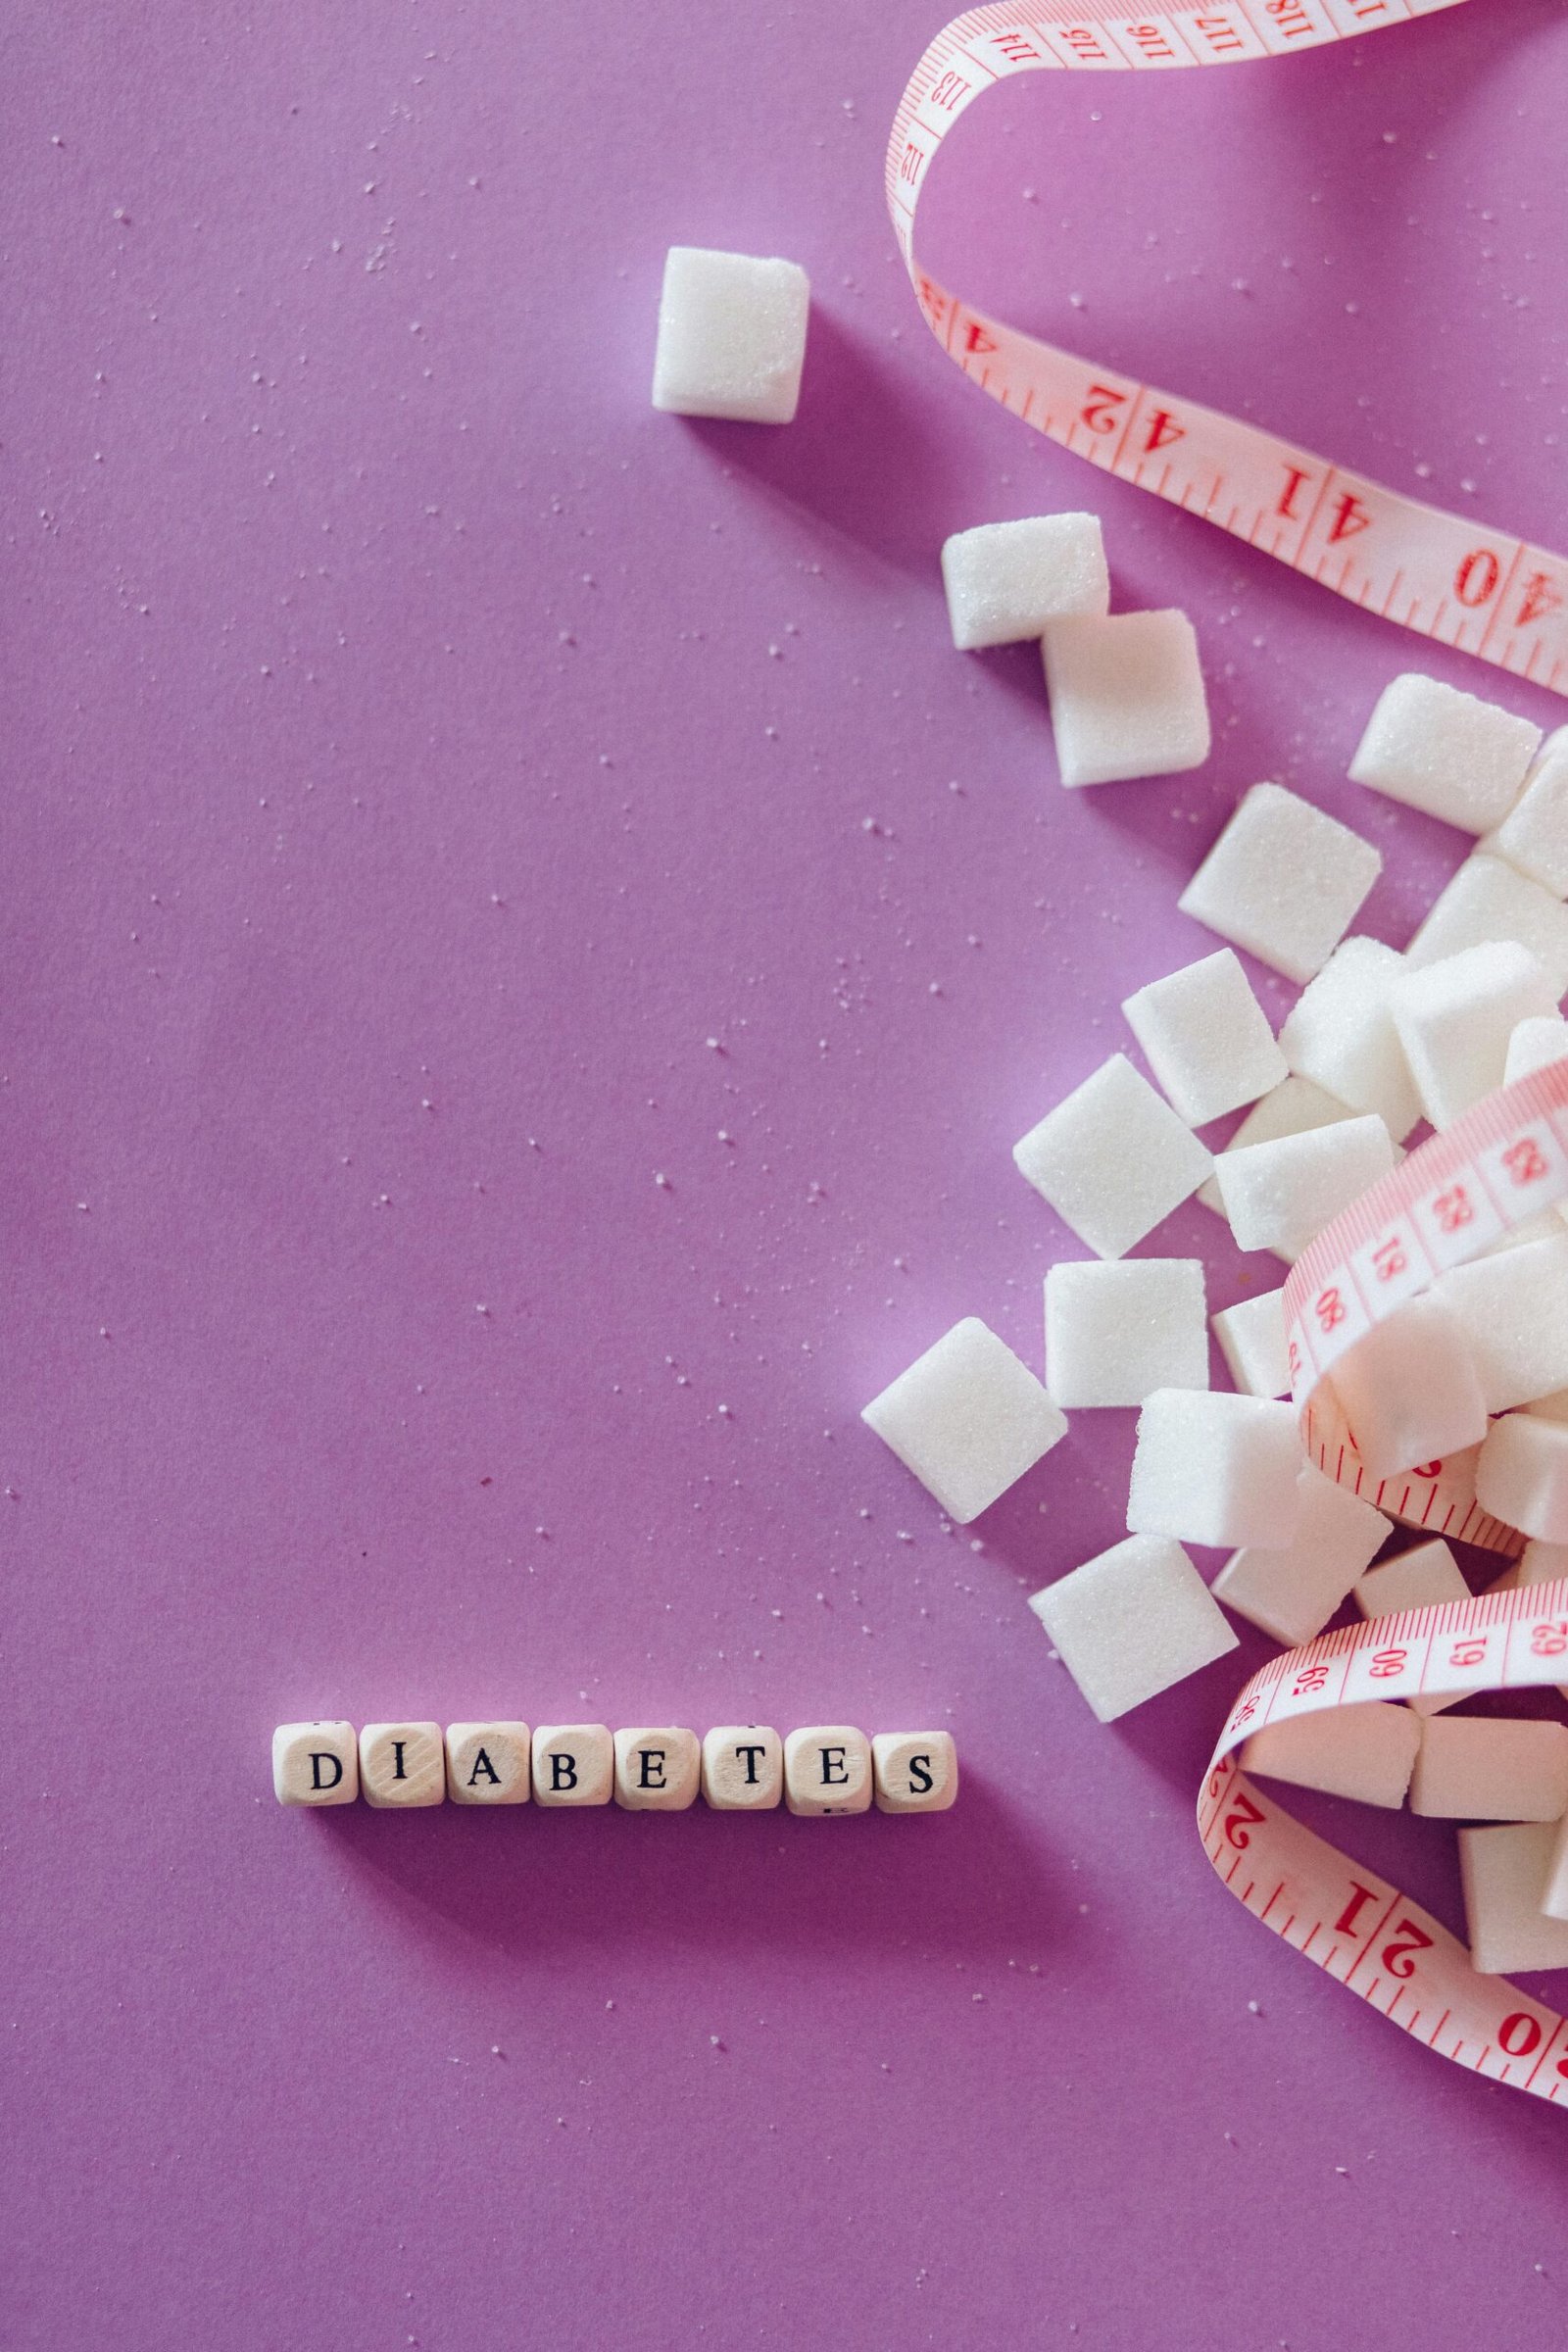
783;1726;872;1817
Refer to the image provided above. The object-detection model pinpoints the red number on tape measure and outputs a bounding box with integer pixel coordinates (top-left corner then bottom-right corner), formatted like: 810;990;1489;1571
1499;2013;1544;2059
1502;1137;1548;1186
1380;1920;1435;1981
1223;1791;1265;1850
1367;1646;1408;1680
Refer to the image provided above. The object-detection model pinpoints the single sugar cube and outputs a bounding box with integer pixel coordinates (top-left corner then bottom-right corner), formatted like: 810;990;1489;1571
272;1720;360;1807
1028;1534;1237;1722
941;514;1108;651
1410;1717;1568;1822
1044;1257;1207;1408
1355;1537;1472;1714
1243;1701;1419;1809
1212;1466;1391;1647
1506;1014;1568;1083
1438;1236;1568;1412
1489;739;1568;897
1406;855;1568;996
1475;1412;1568;1542
1013;1054;1212;1259
1178;783;1382;985
1121;949;1286;1126
1040;609;1209;788
1277;938;1422;1143
651;246;809;424
1211;1289;1291;1398
1214;1113;1395;1260
1348;673;1541;833
861;1316;1067;1524
1329;1293;1488;1483
1390;941;1558;1130
1127;1388;1303;1550
1198;1075;1354;1227
871;1731;959;1814
1460;1823;1568;1972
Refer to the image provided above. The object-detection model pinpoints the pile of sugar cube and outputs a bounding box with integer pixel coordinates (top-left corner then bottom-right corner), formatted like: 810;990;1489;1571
273;1720;956;1816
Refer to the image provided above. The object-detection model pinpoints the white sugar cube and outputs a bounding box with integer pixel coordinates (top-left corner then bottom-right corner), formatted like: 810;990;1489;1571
1355;1539;1472;1713
1490;739;1568;897
1277;938;1422;1142
1460;1822;1568;1972
1040;609;1209;788
1043;1258;1207;1409
1214;1113;1395;1260
1178;783;1382;984
1348;672;1541;833
651;246;809;424
1406;856;1568;996
1506;1014;1568;1083
1542;1810;1568;1924
1475;1412;1568;1542
1028;1533;1237;1722
941;514;1108;651
1390;941;1558;1130
861;1317;1067;1524
1411;1716;1568;1822
1127;1388;1303;1550
1013;1054;1212;1259
1198;1075;1354;1228
1438;1236;1568;1412
1212;1465;1391;1646
1121;949;1286;1126
1211;1288;1290;1398
1243;1701;1419;1809
1329;1293;1488;1483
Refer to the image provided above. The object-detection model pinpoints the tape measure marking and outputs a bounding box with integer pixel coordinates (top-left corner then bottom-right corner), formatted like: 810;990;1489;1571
887;0;1568;692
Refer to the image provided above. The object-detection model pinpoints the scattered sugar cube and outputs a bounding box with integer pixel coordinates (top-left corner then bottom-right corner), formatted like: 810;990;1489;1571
1127;1388;1303;1549
1242;1701;1419;1809
1355;1538;1472;1715
861;1317;1067;1524
613;1727;701;1811
1438;1236;1568;1412
1506;1014;1568;1083
784;1726;872;1816
941;514;1108;651
1390;941;1558;1130
1044;1258;1207;1408
272;1720;359;1807
1406;855;1568;995
1277;938;1422;1142
446;1722;531;1804
1213;1466;1391;1647
1028;1534;1237;1722
871;1731;959;1814
1475;1412;1568;1542
1348;673;1541;833
1459;1822;1568;1973
1329;1293;1488;1485
1013;1054;1212;1259
1411;1716;1568;1822
360;1721;445;1808
1178;783;1382;985
1198;1075;1355;1228
1489;738;1568;897
532;1724;614;1806
1211;1289;1291;1398
1121;949;1286;1126
651;246;809;424
1040;609;1209;788
701;1725;784;1810
1214;1113;1395;1260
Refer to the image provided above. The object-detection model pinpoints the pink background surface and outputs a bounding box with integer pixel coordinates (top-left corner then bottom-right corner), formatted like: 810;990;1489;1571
8;3;1568;2343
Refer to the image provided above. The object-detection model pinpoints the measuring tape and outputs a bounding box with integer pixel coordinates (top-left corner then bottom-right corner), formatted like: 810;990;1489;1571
1199;1060;1568;2103
886;0;1568;694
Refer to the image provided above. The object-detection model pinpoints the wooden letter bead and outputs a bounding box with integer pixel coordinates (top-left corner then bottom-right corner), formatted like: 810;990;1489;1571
531;1724;613;1807
871;1731;958;1814
783;1726;872;1817
272;1721;359;1807
613;1727;700;1811
359;1722;445;1807
445;1722;531;1805
701;1725;783;1810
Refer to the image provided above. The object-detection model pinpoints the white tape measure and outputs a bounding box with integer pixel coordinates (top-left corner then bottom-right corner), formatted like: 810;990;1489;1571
887;0;1568;694
1200;1061;1568;2105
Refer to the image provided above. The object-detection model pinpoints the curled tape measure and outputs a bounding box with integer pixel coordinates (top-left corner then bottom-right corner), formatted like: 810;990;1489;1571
887;0;1568;694
1202;1060;1568;2104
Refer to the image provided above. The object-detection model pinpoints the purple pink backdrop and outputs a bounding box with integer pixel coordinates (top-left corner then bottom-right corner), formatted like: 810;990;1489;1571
8;4;1568;2344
